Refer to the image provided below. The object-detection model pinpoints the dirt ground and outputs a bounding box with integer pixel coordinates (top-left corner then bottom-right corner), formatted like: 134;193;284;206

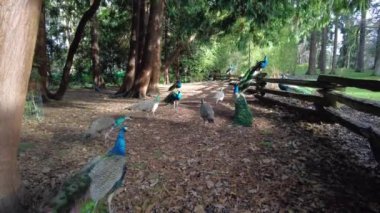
20;81;380;212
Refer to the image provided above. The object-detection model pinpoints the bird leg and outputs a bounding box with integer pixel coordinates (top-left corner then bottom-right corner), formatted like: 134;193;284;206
107;192;115;213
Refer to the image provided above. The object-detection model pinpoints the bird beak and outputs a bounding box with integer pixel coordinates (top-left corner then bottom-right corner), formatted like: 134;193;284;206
123;126;128;131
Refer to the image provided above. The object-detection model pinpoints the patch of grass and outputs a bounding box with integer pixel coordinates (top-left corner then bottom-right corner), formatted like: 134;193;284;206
292;65;380;101
19;142;36;153
344;87;380;101
294;65;380;80
129;162;147;170
153;150;164;159
260;129;273;136
260;141;273;149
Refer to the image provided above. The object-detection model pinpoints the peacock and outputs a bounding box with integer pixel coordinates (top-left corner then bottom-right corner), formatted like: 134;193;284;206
233;83;240;100
213;87;225;104
278;74;314;95
233;85;253;127
84;115;130;144
168;80;182;91
126;95;160;116
239;56;268;91
200;99;215;124
164;90;182;110
46;126;128;213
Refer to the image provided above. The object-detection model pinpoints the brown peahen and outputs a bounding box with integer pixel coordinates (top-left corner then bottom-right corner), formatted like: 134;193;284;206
200;98;215;124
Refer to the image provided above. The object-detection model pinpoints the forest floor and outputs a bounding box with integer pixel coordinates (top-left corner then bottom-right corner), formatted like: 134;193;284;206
20;81;380;212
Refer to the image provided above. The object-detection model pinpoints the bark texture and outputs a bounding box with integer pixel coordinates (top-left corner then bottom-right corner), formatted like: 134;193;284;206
356;8;366;72
90;0;104;90
318;26;328;74
373;24;380;76
331;17;339;74
146;0;165;96
130;0;164;98
0;0;42;211
307;30;318;75
117;0;141;95
34;4;51;101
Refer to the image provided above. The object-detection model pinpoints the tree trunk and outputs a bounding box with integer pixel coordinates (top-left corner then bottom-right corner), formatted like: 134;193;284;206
319;26;328;74
163;10;170;85
128;0;164;98
48;0;101;100
136;0;148;74
161;34;197;85
116;0;141;95
174;57;180;81
356;8;366;72
90;0;104;90
34;4;51;102
146;0;165;96
0;0;42;211
306;30;318;75
374;24;380;76
331;17;339;74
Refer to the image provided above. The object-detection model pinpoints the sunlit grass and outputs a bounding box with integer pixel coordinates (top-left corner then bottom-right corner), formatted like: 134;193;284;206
291;65;380;101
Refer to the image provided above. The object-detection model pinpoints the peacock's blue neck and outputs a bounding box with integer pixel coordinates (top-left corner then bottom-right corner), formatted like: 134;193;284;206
109;130;126;156
233;85;239;94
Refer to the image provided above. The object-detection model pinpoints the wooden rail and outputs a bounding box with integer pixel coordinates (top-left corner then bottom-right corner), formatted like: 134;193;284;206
318;75;380;92
265;78;334;89
233;73;380;162
324;91;380;117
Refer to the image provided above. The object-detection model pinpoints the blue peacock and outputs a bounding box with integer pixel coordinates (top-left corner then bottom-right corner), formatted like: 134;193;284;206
233;84;253;127
164;89;182;110
239;56;268;91
46;127;128;213
168;80;182;91
278;74;314;95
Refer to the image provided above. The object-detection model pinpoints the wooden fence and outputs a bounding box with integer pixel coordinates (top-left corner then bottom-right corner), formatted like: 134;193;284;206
233;74;380;162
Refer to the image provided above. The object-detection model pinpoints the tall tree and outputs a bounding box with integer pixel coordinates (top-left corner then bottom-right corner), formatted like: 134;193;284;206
0;0;42;211
128;0;164;98
307;30;318;75
331;17;339;74
146;0;165;96
374;23;380;76
116;0;141;95
34;4;51;101
356;7;367;72
90;0;104;90
47;0;101;100
318;26;328;74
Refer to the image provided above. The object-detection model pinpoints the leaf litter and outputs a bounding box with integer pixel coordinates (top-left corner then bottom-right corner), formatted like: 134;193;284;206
19;83;380;212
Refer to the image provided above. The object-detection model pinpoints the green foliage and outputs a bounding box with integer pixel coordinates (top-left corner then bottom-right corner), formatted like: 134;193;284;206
24;91;43;121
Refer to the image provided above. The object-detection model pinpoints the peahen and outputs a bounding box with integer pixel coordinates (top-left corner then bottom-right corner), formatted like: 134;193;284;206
168;80;182;91
46;126;128;213
84;116;130;144
200;99;215;124
278;74;314;95
164;90;182;110
239;56;268;91
126;95;160;116
213;87;225;104
233;85;253;127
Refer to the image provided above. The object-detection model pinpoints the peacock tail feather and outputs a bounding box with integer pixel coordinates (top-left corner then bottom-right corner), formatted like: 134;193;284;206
47;127;128;213
233;94;253;127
